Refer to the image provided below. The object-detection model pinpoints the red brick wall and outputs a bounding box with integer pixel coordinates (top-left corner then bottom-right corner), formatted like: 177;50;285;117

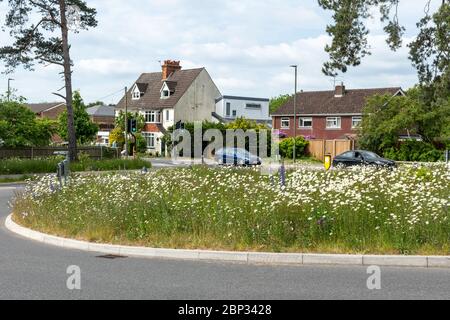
273;116;358;140
144;123;162;133
40;105;66;120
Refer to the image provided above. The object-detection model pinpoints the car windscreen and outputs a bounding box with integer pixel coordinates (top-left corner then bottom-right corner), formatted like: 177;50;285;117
362;151;380;159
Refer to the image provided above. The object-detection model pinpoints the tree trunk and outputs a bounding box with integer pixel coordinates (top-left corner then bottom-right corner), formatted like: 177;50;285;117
59;0;77;161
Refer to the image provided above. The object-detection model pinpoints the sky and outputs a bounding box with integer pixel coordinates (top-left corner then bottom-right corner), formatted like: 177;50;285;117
0;0;442;104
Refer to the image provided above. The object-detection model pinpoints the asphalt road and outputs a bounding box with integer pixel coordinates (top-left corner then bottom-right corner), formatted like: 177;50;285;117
0;185;449;300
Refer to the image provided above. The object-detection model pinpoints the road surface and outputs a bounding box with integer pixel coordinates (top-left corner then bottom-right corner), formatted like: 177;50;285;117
0;185;448;300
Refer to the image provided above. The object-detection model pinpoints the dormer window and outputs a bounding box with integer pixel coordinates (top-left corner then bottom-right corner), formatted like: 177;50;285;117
132;83;148;100
132;91;141;100
162;89;170;98
160;81;175;99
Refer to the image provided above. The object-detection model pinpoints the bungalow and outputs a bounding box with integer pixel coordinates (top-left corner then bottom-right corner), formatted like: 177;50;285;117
271;84;405;140
116;60;222;155
26;102;66;120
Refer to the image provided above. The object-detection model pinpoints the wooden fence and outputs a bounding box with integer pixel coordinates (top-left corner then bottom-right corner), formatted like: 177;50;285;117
307;139;355;162
0;146;120;160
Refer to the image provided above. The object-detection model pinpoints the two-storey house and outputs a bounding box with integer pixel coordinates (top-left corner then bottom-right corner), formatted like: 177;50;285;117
272;84;404;140
116;60;221;155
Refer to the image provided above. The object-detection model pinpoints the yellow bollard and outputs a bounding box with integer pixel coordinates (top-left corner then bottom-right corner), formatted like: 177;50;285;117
324;154;332;171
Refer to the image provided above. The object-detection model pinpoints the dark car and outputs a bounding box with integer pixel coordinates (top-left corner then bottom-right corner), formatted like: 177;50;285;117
333;150;397;168
215;148;262;166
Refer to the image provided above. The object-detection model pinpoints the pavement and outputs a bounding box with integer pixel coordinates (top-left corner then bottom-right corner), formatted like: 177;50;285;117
0;185;449;300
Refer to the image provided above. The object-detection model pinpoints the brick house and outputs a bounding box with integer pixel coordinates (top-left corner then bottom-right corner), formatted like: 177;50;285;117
116;60;221;155
87;104;116;146
271;85;405;140
27;102;66;120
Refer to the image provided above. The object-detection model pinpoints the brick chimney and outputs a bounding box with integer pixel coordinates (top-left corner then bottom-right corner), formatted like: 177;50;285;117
162;60;182;80
335;82;346;97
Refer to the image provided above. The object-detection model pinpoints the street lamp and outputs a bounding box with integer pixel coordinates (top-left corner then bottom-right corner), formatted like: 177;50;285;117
290;65;298;163
7;78;14;102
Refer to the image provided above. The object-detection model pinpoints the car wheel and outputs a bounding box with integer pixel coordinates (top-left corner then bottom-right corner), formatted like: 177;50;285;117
335;163;346;169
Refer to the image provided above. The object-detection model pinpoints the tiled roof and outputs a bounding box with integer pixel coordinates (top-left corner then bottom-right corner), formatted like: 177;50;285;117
87;105;115;117
116;68;204;111
26;102;65;114
272;87;403;116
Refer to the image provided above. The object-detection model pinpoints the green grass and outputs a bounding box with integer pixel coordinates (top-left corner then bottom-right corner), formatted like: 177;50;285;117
0;158;151;175
12;164;450;255
0;175;35;184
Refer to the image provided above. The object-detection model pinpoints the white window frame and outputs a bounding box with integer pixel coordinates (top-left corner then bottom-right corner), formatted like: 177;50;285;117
226;102;231;117
326;117;341;129
299;117;313;128
352;116;362;129
132;90;141;100
145;111;161;124
142;132;155;149
281;118;290;129
161;90;170;99
165;110;170;122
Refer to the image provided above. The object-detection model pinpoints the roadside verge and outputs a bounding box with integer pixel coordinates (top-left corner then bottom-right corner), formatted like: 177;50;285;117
5;214;449;268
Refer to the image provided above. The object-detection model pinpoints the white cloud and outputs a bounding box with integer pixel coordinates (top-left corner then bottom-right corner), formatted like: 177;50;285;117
0;0;428;102
78;59;138;75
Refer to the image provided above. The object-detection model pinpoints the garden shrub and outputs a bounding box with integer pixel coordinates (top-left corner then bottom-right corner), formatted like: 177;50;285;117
384;141;444;162
279;137;309;159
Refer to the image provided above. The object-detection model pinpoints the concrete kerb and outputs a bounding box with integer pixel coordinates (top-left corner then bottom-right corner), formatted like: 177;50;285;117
5;214;450;268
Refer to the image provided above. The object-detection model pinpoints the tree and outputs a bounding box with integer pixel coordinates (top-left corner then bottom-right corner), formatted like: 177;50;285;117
110;111;145;152
318;1;450;92
270;94;292;114
0;0;98;160
358;89;450;155
58;91;98;145
0;99;56;147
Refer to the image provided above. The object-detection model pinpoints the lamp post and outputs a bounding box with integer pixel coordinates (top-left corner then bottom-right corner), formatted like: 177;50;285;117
7;78;14;102
124;86;128;157
290;65;298;163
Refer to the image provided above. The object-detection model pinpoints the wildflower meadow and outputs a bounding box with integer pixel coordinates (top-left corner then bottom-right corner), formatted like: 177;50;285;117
13;164;450;255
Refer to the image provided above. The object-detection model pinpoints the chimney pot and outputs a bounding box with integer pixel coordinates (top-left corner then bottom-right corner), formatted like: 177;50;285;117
162;60;182;80
335;83;346;97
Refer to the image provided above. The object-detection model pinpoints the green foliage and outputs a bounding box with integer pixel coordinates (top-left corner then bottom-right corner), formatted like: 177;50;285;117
110;111;145;149
270;94;292;114
70;158;150;172
135;134;148;153
0;100;56;147
279;137;310;159
162;119;271;157
0;158;150;175
359;88;449;159
225;117;268;131
58;91;99;145
0;0;97;73
318;1;450;88
384;141;444;162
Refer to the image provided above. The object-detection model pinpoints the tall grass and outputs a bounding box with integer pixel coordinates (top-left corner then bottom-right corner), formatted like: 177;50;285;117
13;164;450;255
